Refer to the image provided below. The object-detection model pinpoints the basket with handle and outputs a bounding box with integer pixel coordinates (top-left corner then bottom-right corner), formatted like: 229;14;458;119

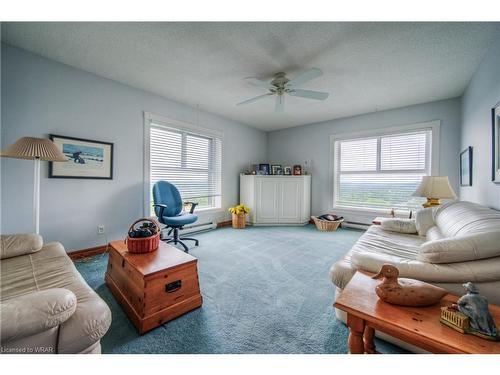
125;218;161;253
311;216;344;231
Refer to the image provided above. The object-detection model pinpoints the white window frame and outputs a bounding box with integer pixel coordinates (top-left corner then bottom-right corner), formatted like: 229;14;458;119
330;120;440;215
143;111;224;217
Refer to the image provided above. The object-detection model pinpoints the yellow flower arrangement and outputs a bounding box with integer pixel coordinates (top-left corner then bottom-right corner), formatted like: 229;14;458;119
228;204;251;215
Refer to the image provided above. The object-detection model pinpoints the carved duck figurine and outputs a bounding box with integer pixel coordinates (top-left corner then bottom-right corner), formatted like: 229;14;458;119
372;264;448;307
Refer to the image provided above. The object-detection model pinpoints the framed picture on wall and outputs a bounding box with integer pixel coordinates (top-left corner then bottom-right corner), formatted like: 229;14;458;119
460;147;472;186
49;134;114;179
492;101;500;184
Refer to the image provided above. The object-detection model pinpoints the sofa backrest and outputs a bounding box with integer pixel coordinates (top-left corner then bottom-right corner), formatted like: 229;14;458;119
434;201;500;238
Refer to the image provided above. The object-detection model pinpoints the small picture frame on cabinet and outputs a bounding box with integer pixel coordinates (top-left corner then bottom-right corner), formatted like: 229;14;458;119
271;164;282;175
293;165;302;175
259;163;270;175
283;166;292;175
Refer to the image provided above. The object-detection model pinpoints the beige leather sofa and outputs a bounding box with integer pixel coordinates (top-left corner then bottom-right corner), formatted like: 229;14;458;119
0;234;112;354
330;200;500;351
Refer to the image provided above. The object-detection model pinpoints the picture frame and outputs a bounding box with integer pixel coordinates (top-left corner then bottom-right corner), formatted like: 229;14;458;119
49;134;114;179
492;102;500;184
293;164;302;176
259;163;270;175
251;164;260;175
460;147;472;187
283;166;292;175
271;164;282;175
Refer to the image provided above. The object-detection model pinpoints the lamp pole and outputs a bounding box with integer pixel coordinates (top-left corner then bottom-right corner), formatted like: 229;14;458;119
33;157;41;234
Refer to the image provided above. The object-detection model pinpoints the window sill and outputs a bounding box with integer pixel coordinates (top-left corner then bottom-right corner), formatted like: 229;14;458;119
332;205;414;222
333;205;413;215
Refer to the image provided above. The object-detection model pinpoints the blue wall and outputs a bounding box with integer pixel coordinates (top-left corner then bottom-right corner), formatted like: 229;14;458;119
460;35;500;209
1;44;267;250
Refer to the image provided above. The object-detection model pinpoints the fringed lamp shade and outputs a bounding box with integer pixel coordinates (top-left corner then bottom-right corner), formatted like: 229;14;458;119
1;137;67;161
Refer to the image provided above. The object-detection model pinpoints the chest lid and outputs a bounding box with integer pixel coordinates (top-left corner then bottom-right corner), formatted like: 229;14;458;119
109;240;197;278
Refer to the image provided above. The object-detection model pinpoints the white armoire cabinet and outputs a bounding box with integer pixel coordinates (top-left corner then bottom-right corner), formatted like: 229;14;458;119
239;174;311;225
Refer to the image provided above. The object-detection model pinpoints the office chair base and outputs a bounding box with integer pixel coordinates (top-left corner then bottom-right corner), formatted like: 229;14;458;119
162;228;199;253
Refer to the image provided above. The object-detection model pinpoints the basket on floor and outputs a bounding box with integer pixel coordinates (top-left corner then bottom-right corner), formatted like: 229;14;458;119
125;218;161;253
311;216;344;231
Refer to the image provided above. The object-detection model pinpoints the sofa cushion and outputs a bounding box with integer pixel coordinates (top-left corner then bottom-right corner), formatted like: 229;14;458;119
415;207;436;236
435;201;500;238
419;231;500;263
1;234;43;260
0;241;111;353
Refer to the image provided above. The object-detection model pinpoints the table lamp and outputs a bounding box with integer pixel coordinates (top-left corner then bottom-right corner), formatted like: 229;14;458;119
412;176;457;208
1;137;67;233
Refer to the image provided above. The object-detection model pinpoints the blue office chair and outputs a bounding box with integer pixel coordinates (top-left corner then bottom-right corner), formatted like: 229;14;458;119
152;181;199;252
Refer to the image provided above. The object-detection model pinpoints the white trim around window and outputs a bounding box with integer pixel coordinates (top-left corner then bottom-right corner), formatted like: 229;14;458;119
329;120;441;218
143;111;224;217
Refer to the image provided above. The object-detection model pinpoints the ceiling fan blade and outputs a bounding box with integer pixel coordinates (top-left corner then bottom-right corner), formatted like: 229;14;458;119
275;95;284;113
244;77;273;90
286;68;323;87
289;89;329;101
236;93;274;106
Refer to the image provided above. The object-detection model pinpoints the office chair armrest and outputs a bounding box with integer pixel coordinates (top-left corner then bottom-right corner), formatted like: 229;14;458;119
153;203;168;218
184;201;199;214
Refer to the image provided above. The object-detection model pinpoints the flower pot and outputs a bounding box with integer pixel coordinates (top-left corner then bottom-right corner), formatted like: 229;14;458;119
232;213;246;229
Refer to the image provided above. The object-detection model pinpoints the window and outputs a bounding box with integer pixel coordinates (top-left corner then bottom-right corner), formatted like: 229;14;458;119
333;124;438;211
145;113;222;214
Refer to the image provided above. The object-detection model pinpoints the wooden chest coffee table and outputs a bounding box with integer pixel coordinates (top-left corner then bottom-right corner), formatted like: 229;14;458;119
334;271;500;354
105;240;203;334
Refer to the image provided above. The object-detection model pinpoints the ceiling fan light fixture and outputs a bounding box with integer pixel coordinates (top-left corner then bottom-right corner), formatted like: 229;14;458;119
237;67;329;113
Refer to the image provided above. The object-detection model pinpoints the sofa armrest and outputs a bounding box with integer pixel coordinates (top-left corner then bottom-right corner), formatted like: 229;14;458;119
1;234;43;259
379;218;417;234
0;288;77;343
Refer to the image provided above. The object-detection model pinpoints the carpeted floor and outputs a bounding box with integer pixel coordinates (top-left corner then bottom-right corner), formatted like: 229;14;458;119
75;225;406;354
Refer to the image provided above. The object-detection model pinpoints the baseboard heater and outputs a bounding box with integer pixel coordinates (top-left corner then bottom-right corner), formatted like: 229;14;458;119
179;221;217;234
342;221;371;230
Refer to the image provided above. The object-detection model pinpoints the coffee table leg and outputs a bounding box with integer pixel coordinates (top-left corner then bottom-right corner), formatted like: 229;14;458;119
363;326;376;354
346;313;366;354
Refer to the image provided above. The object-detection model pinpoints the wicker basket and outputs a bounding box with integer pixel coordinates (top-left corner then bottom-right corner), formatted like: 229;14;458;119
311;216;344;231
232;213;246;229
125;218;160;254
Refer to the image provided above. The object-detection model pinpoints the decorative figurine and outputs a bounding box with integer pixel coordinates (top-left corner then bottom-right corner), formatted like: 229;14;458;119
457;282;498;339
440;282;499;341
372;264;448;307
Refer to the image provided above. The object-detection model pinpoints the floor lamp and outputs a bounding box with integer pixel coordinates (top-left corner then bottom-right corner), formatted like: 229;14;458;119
1;137;67;234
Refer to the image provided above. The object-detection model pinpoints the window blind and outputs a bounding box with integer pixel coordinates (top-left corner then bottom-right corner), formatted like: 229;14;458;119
149;123;222;210
334;129;431;210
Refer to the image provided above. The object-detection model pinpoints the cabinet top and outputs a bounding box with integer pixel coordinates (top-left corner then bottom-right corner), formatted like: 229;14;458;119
240;174;311;178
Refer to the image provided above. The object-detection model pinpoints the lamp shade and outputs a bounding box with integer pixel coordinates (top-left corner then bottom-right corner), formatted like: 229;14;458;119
1;137;67;162
412;176;457;199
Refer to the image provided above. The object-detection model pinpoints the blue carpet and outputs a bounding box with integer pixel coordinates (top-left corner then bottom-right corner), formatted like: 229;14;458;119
75;225;406;354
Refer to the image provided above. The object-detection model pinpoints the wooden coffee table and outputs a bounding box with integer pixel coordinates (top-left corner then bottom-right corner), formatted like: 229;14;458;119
105;240;203;334
334;271;500;354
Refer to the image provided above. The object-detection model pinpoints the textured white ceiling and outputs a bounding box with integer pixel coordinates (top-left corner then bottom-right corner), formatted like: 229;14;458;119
2;22;499;131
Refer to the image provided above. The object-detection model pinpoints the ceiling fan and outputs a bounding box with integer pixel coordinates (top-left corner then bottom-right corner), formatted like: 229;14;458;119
236;68;329;112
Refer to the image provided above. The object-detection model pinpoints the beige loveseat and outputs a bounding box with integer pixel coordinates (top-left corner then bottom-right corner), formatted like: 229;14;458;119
0;234;111;354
